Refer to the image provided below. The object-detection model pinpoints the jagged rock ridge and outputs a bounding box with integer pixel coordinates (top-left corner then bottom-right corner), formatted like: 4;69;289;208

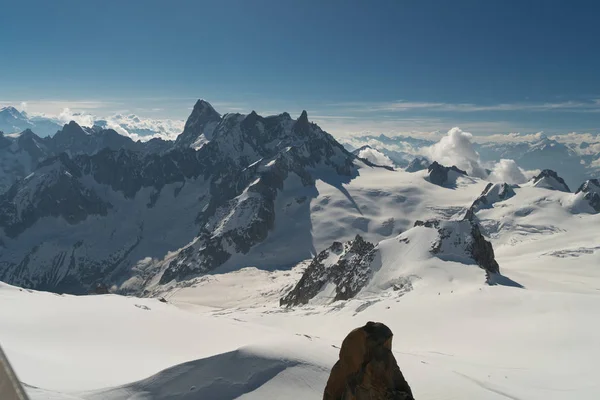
470;182;516;212
282;215;501;307
280;235;376;307
426;161;467;186
532;169;571;192
0;123;171;194
405;157;430;173
0;101;358;294
574;179;600;212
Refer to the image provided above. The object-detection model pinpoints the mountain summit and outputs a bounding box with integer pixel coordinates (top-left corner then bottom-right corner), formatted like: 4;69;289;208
0;100;358;294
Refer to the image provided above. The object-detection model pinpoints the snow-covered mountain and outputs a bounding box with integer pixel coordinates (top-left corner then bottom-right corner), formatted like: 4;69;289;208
1;101;600;400
3;99;597;298
571;179;600;213
0;106;63;137
352;145;395;168
0;123;170;194
530;169;571;192
0;101;361;294
2;155;599;399
0;106;184;140
344;133;600;189
280;216;501;307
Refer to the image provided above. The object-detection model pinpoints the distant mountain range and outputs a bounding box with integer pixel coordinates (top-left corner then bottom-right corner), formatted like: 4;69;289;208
0;106;183;139
0;101;359;294
344;133;600;189
0;122;170;194
0;100;598;297
0;106;63;137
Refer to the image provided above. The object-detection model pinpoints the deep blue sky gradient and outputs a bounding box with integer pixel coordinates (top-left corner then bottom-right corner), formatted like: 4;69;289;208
1;0;599;135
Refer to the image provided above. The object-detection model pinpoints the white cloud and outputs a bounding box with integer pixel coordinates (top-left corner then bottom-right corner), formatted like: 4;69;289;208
357;148;394;167
105;113;184;141
57;108;96;127
424;127;488;178
473;132;548;144
328;99;600;114
24;108;184;142
488;159;528;184
423;127;542;184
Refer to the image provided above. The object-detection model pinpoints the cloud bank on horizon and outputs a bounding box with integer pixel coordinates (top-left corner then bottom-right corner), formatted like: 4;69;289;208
1;99;599;148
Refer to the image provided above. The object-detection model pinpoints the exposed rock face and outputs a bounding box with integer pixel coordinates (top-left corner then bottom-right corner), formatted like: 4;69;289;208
0;122;170;195
0;106;59;136
0;153;111;238
174;99;221;149
426;161;467;186
0;130;52;194
323;322;414;400
414;218;500;275
0;101;358;294
575;179;600;212
405;157;430;173
282;216;501;306
280;235;376;307
470;182;516;212
532;169;571;192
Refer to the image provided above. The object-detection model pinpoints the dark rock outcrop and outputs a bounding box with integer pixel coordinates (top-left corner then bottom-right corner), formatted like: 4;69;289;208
575;179;600;212
532;169;571;192
470;182;516;212
405;157;430;173
280;235;376;307
323;322;414;400
0;101;358;294
174;99;221;148
0;122;171;195
92;283;110;294
414;217;500;275
282;217;502;306
426;161;467;186
0;153;112;238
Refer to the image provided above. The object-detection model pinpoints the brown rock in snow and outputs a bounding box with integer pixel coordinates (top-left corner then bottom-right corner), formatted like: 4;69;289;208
323;322;414;400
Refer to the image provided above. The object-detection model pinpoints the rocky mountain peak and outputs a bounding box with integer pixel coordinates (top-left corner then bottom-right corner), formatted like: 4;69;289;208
175;99;222;148
56;121;88;137
0;106;23;119
0;152;110;238
574;179;600;212
427;161;467;187
280;234;376;307
532;169;571;192
0;99;361;294
292;110;310;136
192;99;220;117
470;182;516;212
414;218;500;275
576;179;600;194
405;157;430;173
282;216;503;307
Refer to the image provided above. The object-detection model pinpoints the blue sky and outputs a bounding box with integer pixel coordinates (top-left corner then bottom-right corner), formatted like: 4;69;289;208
1;0;599;137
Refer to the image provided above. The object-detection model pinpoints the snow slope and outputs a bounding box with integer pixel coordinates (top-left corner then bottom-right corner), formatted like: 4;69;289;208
3;242;600;400
2;161;600;400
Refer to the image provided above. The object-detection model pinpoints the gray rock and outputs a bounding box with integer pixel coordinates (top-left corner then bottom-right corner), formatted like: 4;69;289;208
280;235;376;307
575;179;600;212
426;161;467;186
405;157;430;172
532;169;571;192
470;182;516;212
